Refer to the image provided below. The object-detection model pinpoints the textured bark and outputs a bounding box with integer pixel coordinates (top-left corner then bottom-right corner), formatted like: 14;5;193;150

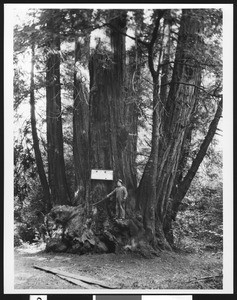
46;20;71;206
73;37;90;204
160;10;172;102
87;13;140;248
89;12;137;202
163;108;195;245
136;10;166;248
137;9;203;249
30;44;51;212
88;50;115;223
110;12;137;191
137;82;161;245
156;9;203;242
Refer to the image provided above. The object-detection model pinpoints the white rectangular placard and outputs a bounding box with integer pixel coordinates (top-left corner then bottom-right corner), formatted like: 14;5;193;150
91;169;113;180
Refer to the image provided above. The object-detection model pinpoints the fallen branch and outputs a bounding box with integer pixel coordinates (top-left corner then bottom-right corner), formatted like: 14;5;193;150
57;274;101;289
187;274;223;283
34;265;118;289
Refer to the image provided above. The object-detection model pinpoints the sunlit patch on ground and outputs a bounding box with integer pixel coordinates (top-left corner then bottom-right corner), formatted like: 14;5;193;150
16;242;46;254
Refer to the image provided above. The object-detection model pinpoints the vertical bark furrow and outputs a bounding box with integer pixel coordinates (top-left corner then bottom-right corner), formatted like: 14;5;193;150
73;37;90;204
137;9;204;248
46;19;71;206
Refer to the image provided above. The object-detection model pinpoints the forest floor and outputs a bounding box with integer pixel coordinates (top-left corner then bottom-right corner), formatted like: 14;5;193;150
14;241;223;291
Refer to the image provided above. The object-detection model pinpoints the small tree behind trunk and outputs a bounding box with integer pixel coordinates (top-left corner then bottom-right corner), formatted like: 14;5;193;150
30;42;51;212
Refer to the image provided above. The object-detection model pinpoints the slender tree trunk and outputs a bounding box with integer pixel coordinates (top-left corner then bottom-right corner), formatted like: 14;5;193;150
172;97;223;217
30;43;51;212
46;21;71;206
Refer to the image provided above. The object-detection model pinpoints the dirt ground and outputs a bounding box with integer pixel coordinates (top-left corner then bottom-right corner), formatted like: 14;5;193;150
14;243;223;290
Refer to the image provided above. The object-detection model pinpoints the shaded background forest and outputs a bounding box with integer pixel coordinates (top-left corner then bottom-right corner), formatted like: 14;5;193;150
13;7;223;255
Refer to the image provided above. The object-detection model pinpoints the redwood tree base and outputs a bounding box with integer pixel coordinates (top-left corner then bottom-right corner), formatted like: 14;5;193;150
45;205;163;258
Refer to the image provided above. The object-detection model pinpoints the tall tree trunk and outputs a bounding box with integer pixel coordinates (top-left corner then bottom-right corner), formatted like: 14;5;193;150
137;9;203;249
156;9;203;246
73;36;90;205
88;50;115;227
136;81;161;246
110;12;138;197
125;46;142;210
136;10;166;248
46;19;71;206
88;11;138;228
30;43;51;212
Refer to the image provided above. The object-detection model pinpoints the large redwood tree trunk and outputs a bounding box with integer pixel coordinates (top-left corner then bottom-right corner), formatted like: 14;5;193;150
46;17;71;206
73;36;90;205
137;9;204;249
87;12;140;245
89;12;137;200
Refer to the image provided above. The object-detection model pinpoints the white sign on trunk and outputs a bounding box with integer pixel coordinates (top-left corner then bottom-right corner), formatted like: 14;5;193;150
91;169;113;180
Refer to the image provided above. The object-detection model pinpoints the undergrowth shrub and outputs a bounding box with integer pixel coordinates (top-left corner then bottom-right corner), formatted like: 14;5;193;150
14;222;35;245
14;180;47;245
173;150;223;252
14;129;75;246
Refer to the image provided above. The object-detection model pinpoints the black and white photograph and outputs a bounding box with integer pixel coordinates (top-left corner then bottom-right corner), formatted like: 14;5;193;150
4;3;233;294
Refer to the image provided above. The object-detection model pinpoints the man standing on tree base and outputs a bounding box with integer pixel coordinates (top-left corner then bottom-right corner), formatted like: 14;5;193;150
106;179;128;220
